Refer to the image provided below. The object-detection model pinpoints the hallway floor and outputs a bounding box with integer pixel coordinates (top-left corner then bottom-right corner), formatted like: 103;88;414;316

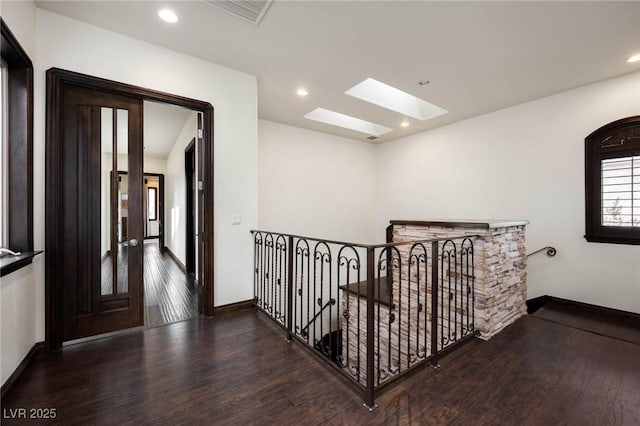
3;306;639;425
143;239;198;327
100;239;198;328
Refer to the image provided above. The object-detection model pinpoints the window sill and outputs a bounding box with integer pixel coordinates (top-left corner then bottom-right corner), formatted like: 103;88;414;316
0;251;43;277
584;235;640;246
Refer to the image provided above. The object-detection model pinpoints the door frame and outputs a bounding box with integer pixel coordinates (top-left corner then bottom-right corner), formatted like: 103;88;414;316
184;138;196;276
125;171;165;247
45;68;215;352
143;172;165;249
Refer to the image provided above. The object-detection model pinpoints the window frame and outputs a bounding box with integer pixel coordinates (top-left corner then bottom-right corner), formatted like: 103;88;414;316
1;58;8;248
0;18;37;276
585;115;640;245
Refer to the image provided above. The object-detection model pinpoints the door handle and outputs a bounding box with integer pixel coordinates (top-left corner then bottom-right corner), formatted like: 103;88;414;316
129;239;138;247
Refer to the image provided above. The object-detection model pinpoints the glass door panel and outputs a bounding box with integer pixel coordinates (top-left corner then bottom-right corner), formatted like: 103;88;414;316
100;107;130;296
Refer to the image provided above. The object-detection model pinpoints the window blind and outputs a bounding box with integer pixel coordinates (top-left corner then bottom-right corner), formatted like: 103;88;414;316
601;156;640;227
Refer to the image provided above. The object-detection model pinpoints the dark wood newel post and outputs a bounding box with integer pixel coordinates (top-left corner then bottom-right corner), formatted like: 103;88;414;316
365;247;376;409
431;241;439;366
286;235;294;341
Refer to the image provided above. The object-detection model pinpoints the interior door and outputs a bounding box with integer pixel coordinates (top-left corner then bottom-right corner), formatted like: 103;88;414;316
61;85;143;341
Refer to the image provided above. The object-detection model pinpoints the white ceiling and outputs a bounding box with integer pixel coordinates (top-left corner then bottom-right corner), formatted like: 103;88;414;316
101;101;192;157
143;101;192;157
38;1;640;143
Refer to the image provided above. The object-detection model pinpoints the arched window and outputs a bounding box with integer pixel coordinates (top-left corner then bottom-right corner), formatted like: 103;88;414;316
585;116;640;245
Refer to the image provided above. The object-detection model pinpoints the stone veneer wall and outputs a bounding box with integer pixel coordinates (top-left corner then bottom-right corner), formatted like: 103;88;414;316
340;222;527;387
392;223;527;339
341;287;434;387
341;292;389;387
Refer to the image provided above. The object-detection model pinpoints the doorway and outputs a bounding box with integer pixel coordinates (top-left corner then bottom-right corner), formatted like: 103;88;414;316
45;68;215;351
142;101;199;327
143;173;164;246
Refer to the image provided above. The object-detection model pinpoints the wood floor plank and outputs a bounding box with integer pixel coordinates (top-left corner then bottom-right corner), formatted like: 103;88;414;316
101;239;198;328
2;309;639;425
533;301;640;345
142;240;198;327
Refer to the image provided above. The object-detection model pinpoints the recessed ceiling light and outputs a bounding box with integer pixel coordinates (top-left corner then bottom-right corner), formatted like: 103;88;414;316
304;108;393;137
346;78;448;121
158;9;178;23
297;88;309;97
628;54;640;63
401;120;410;128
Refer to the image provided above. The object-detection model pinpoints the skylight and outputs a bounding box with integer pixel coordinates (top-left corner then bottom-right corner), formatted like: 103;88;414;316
304;108;393;137
345;78;448;121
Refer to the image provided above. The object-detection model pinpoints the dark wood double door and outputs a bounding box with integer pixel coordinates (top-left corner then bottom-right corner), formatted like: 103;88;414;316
47;69;214;350
59;85;144;341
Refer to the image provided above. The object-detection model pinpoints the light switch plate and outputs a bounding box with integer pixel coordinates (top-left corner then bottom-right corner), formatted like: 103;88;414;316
232;214;241;225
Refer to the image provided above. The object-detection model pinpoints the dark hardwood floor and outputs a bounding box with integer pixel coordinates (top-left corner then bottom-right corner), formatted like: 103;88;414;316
531;299;640;345
142;239;198;328
101;239;197;328
3;308;639;425
100;244;129;294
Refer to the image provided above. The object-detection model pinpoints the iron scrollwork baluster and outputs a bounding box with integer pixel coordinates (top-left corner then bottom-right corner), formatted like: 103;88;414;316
337;246;361;379
409;243;427;364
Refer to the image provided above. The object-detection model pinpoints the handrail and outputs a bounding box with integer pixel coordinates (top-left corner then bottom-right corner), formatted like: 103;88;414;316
526;246;557;258
250;229;481;249
299;298;336;337
252;228;478;409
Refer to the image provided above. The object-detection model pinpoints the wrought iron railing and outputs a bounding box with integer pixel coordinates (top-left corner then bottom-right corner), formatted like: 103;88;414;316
251;230;478;409
526;246;557;258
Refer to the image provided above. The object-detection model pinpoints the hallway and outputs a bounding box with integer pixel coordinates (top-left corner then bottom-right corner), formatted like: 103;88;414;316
143;240;198;327
100;240;198;328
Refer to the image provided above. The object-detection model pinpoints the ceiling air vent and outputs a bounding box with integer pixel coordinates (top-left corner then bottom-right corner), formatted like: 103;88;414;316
366;136;379;141
203;0;274;25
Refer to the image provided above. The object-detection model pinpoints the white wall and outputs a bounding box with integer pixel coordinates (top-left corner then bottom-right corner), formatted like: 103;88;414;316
104;153;166;174
258;74;639;314
165;112;197;264
0;0;44;387
4;2;259;383
258;120;378;244
34;9;258;310
376;72;640;313
144;155;167;175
